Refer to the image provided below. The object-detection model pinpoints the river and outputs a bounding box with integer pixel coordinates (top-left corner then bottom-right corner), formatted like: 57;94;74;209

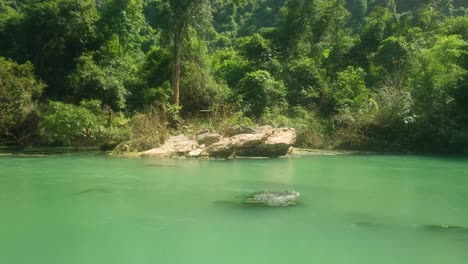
1;152;467;264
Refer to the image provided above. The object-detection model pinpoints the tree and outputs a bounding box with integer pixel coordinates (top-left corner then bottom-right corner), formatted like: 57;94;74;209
99;0;145;53
235;70;286;118
0;57;44;143
167;0;211;106
0;0;99;99
284;58;324;108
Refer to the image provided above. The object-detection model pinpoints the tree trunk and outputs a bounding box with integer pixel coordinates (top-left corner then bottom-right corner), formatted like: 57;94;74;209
171;26;182;106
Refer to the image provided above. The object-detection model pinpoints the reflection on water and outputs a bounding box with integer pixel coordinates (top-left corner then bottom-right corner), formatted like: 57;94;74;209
0;153;467;264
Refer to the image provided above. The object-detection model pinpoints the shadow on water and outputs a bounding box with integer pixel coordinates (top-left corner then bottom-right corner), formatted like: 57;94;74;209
144;163;181;168
213;200;304;210
415;224;468;232
350;220;468;236
74;188;112;195
0;147;104;157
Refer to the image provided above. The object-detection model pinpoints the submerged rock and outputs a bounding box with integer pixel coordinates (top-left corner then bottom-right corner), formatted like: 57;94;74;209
244;191;300;207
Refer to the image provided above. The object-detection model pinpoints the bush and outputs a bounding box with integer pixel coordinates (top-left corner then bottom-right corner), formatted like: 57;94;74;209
217;112;254;136
112;105;167;154
211;48;250;88
235;70;286;118
284;58;324;108
39;99;129;148
332;66;370;112
180;60;230;116
0;57;45;144
236;34;273;63
68;54;128;110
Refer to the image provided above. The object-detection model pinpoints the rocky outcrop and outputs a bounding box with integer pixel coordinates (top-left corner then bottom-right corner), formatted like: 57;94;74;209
142;127;296;159
141;134;198;158
225;125;255;137
236;127;296;157
201;138;238;157
196;133;221;147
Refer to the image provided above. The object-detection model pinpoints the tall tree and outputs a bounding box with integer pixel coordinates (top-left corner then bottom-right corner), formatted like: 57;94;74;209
168;0;210;106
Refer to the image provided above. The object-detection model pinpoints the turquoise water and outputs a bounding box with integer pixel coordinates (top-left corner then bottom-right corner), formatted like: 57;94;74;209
1;153;468;264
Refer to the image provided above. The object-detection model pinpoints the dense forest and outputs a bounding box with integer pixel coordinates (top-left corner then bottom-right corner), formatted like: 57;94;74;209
0;0;467;153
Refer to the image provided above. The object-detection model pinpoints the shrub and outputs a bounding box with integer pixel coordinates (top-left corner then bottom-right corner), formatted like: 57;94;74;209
0;57;45;144
216;112;254;136
332;66;370;112
235;70;287;118
284;58;324;108
211;48;250;88
112;105;167;154
39;99;129;148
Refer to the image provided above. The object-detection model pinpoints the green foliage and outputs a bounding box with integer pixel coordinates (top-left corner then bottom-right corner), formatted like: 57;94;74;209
212;48;250;87
0;57;44;143
347;0;367;22
284;58;324;107
237;33;273;62
100;0;145;46
217;112;254;136
0;2;22;57
39;100;129;148
0;0;467;153
68;52;131;110
413;35;466;117
180;60;230;115
113;105;167;154
0;0;100;97
374;36;409;72
360;6;395;52
333;66;371;112
235;70;286;118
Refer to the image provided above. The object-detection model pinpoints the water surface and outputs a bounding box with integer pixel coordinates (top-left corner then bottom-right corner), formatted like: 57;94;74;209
1;153;467;264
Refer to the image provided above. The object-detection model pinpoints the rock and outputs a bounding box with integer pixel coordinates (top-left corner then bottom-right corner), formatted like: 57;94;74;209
254;125;273;132
244;191;300;207
226;125;254;137
202;138;238;158
188;148;203;157
141;126;296;159
115;144;130;153
166;134;190;143
142;134;198;158
236;128;296;157
231;132;271;148
196;128;211;135
196;133;221;147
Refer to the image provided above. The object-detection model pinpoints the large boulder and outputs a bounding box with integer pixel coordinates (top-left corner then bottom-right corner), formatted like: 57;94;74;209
142;127;296;159
141;134;198;158
196;133;221;147
225;125;255;137
231;132;271;148
236;128;296;157
202;138;238;158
